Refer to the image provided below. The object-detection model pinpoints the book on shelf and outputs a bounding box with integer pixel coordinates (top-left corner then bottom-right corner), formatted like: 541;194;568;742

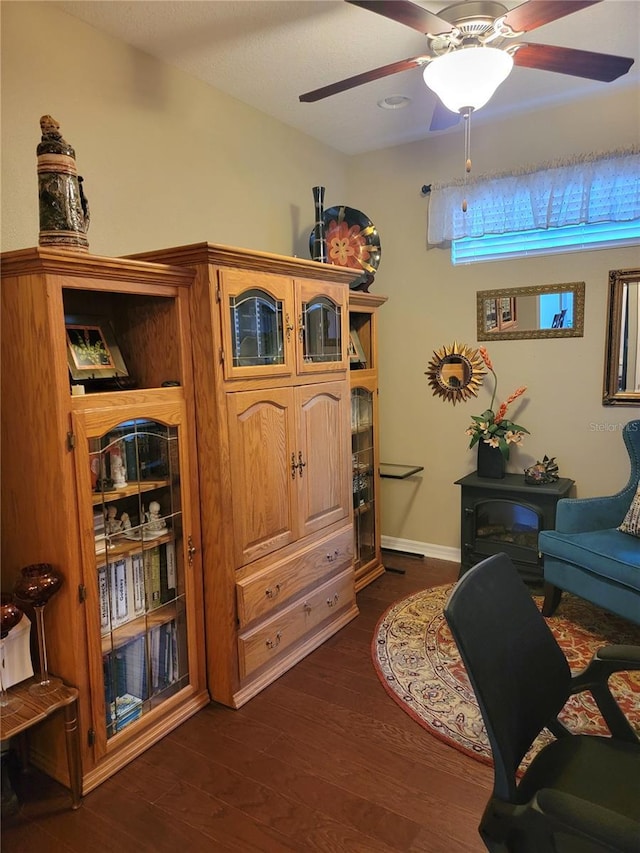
98;564;110;632
132;552;145;615
150;619;179;693
103;653;116;736
160;540;177;604
114;693;143;731
143;546;162;610
103;633;149;735
109;557;129;627
123;634;147;701
123;434;139;483
94;508;107;555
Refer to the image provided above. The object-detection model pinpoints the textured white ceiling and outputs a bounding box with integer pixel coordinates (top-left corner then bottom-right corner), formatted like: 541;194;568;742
55;0;639;155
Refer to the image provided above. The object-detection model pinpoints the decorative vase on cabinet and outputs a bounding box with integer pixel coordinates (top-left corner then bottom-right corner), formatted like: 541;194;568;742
1;248;208;796
477;440;506;479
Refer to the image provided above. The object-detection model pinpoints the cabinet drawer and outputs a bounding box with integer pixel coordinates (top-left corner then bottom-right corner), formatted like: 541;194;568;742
238;568;354;679
236;526;353;628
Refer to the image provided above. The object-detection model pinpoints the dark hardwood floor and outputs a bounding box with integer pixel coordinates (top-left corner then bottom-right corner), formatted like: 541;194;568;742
2;554;492;852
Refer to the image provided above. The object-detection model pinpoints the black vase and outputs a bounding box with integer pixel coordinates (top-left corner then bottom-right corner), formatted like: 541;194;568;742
477;441;506;479
311;186;327;263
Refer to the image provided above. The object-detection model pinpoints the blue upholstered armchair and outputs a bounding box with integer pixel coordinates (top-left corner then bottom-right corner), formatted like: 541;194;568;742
539;420;640;625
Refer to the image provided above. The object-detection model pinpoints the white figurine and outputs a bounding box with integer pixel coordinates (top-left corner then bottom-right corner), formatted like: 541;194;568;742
145;501;166;533
105;505;122;535
119;512;132;532
110;452;127;488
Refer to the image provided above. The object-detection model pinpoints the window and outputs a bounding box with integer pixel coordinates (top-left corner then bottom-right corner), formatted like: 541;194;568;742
452;219;640;264
429;149;640;263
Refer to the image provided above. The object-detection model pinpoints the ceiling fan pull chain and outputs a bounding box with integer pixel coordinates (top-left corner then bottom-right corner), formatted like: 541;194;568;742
462;109;472;213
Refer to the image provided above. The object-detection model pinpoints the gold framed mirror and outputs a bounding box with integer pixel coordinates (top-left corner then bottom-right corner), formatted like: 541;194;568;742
603;267;640;406
425;342;486;405
477;282;585;341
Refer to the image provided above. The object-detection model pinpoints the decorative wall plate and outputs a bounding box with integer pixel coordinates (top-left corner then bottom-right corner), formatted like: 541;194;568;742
309;205;381;289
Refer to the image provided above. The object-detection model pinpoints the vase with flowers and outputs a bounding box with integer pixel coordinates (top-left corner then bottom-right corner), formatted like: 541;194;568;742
466;347;528;478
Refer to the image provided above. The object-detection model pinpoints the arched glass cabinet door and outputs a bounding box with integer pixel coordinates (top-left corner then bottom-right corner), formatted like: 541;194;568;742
229;288;286;368
297;281;348;374
78;409;193;752
220;271;294;380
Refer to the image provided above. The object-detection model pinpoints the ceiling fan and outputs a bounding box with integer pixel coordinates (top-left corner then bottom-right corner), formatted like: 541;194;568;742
299;0;635;131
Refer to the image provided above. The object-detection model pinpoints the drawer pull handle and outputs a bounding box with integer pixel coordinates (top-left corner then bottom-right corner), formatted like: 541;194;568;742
326;593;339;608
303;602;312;614
266;632;282;650
326;549;339;562
265;584;281;599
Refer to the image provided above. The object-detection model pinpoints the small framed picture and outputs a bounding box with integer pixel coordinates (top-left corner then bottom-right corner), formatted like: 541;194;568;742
348;329;367;366
65;315;129;381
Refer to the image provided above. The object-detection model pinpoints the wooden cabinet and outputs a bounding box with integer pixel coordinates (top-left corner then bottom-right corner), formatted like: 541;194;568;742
1;248;209;794
349;292;388;591
227;380;351;567
130;243;359;708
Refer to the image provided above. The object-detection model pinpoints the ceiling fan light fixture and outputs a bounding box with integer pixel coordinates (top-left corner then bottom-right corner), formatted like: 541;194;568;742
423;47;514;114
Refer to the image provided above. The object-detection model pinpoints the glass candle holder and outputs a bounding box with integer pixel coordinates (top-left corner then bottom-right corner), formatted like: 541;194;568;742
13;564;63;696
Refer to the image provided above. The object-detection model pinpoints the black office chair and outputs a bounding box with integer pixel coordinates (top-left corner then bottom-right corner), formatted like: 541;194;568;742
443;553;640;853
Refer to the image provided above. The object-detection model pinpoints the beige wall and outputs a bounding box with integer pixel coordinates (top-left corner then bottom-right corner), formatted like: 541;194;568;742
3;1;639;556
347;93;640;553
0;2;347;258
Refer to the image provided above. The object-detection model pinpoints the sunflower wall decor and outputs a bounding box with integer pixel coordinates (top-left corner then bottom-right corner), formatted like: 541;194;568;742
425;342;487;405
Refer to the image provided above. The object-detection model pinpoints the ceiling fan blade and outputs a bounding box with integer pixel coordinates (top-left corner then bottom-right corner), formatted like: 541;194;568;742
429;99;461;132
345;0;451;35
514;42;634;82
503;0;603;34
299;56;428;103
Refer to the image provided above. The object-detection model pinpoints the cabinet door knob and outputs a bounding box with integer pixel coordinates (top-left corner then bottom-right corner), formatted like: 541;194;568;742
291;452;297;479
297;451;306;478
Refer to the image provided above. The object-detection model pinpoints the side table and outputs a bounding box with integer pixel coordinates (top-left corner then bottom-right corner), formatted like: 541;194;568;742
0;679;82;809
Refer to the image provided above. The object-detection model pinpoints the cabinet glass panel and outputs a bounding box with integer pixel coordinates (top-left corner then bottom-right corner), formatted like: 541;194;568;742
351;388;376;566
89;419;189;739
302;296;342;363
349;312;372;370
229;288;285;367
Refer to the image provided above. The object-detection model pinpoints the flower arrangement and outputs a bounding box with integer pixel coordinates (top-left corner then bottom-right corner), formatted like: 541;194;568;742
466;347;528;459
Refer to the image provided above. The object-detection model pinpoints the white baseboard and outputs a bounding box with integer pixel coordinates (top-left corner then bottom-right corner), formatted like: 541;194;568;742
381;535;460;564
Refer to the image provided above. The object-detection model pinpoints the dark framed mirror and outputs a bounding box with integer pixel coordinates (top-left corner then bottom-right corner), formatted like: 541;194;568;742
603;267;640;406
477;282;585;341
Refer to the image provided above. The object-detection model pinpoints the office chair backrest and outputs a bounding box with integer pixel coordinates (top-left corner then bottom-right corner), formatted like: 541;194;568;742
444;553;571;801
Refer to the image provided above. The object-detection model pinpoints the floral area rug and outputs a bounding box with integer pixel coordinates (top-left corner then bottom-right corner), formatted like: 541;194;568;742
372;584;640;773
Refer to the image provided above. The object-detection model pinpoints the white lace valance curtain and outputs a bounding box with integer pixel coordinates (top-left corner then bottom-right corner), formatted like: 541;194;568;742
427;149;640;245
